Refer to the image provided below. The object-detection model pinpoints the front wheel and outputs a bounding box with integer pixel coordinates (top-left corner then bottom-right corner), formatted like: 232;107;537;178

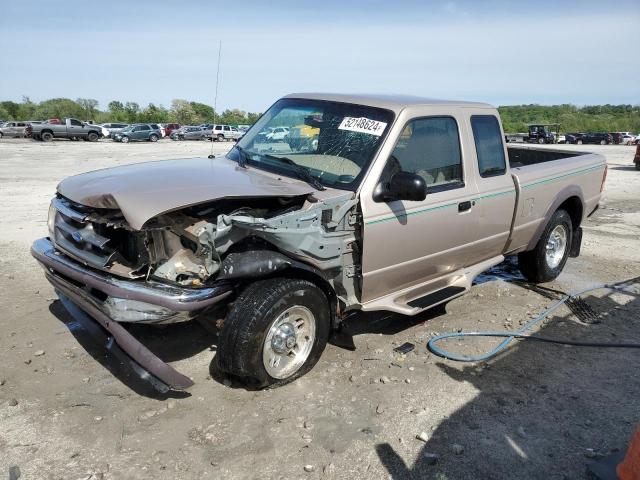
217;277;330;388
518;209;573;283
538;138;545;144
87;132;99;142
120;136;130;143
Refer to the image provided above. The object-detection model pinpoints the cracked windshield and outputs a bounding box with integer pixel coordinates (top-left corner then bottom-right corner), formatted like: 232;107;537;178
232;98;394;190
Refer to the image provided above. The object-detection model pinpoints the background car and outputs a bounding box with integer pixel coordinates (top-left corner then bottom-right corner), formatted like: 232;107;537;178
0;121;28;138
565;133;584;144
149;123;165;137
578;132;613;145
266;126;290;142
170;126;205;140
164;123;181;137
100;123;129;138
113;124;162;143
207;124;242;142
609;132;624;144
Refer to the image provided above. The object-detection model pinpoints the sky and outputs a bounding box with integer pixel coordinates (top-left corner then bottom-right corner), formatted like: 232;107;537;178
1;0;639;113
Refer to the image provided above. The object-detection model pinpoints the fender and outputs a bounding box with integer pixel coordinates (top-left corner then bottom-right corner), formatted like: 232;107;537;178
525;184;585;251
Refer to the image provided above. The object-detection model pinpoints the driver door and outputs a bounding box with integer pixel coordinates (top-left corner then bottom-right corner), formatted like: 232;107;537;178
360;114;480;304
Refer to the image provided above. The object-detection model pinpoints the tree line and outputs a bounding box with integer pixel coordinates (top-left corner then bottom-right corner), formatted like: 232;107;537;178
498;104;640;134
0;97;261;126
1;97;639;133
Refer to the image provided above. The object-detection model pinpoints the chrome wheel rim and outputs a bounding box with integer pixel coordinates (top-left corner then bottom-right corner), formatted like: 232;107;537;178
545;225;567;269
263;305;315;379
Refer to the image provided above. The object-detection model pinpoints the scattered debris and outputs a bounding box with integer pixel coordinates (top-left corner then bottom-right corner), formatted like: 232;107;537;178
452;443;464;454
416;431;430;442
585;448;597;458
393;342;415;354
8;466;21;480
303;421;314;430
376;404;385;415
380;376;390;384
8;398;18;407
422;452;440;465
33;350;45;357
304;464;315;472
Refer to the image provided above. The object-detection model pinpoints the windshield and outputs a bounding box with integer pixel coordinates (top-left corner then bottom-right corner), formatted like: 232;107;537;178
229;98;394;191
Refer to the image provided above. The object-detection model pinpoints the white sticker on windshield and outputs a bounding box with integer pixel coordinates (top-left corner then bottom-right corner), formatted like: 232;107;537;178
338;117;387;136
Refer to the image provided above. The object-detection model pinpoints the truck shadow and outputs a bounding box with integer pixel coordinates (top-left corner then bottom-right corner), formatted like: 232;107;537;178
373;279;640;479
49;300;217;399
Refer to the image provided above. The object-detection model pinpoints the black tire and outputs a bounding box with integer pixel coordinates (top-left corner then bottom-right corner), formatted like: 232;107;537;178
120;135;130;144
217;277;330;388
149;134;158;142
87;132;99;142
599;139;606;145
0;132;3;138
41;131;54;142
518;209;573;283
576;139;583;145
217;134;224;142
538;138;545;144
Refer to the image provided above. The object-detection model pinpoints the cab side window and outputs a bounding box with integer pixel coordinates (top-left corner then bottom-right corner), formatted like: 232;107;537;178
69;119;82;126
391;117;463;189
471;115;506;177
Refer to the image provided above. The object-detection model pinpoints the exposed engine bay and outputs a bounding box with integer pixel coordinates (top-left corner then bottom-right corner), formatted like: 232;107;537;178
48;192;362;312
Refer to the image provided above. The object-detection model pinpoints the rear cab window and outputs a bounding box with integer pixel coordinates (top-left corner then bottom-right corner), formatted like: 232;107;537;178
471;115;506;177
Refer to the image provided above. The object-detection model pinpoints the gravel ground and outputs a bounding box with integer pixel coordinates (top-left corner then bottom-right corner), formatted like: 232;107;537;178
0;138;638;480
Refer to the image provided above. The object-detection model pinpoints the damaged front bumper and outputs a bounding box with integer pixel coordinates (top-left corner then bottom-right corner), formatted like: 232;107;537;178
31;237;233;390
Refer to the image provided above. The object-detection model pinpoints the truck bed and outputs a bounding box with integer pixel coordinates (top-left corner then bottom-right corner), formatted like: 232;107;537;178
505;145;606;255
507;145;582;168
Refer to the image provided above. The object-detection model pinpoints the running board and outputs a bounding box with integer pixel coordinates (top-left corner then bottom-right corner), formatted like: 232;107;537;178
361;255;504;315
407;286;466;309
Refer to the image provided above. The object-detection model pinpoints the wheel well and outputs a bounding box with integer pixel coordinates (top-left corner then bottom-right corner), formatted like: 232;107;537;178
558;196;583;230
279;268;339;328
41;129;53;135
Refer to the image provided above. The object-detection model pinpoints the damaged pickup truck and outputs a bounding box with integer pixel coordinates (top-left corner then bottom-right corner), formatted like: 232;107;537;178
32;94;607;391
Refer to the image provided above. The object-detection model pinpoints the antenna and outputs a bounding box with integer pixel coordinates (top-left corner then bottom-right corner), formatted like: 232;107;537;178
209;40;222;159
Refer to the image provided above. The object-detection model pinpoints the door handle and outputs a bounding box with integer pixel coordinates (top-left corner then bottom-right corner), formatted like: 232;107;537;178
458;201;472;212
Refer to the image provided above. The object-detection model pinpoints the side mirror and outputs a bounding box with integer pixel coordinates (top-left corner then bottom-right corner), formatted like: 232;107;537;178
374;171;427;203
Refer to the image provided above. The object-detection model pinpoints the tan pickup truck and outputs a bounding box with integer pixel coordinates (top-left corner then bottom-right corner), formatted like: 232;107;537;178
31;93;607;391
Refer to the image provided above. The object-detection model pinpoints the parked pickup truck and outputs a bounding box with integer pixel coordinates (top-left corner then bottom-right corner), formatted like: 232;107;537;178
29;118;102;142
31;93;607;391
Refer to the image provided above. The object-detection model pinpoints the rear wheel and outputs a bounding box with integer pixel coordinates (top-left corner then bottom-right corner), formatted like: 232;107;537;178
41;131;53;142
149;134;158;142
518;209;572;283
217;277;330;388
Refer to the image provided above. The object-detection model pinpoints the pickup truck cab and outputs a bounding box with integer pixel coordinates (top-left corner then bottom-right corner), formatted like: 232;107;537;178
30;118;102;142
31;94;607;391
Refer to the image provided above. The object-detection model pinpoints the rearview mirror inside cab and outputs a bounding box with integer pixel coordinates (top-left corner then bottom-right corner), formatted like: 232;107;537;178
373;171;427;203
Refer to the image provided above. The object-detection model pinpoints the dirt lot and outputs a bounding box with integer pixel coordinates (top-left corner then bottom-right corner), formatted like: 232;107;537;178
0;138;638;480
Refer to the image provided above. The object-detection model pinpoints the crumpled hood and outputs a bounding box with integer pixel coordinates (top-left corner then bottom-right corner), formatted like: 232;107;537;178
57;156;315;229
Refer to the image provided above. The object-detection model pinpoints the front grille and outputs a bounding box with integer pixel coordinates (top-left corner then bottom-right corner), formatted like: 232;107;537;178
51;197;147;278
